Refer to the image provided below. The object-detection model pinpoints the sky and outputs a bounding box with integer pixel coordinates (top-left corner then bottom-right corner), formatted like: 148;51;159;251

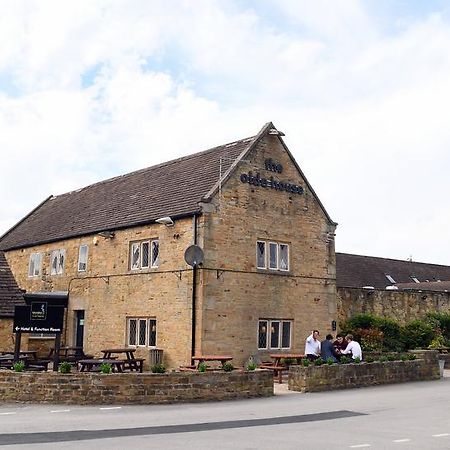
1;0;450;265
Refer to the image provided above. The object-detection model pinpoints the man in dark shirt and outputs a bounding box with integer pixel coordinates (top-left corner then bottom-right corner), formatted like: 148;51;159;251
321;334;338;362
333;334;348;361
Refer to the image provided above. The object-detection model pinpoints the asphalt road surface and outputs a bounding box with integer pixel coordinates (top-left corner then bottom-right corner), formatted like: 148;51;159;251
1;373;450;449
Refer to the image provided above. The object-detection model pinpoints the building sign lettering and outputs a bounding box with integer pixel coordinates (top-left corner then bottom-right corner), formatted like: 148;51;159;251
240;158;304;195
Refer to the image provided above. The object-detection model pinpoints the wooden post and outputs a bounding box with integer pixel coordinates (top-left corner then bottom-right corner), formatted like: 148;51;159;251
13;332;21;363
53;333;61;372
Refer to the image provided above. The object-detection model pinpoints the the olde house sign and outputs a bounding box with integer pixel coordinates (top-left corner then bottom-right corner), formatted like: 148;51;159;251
240;158;304;195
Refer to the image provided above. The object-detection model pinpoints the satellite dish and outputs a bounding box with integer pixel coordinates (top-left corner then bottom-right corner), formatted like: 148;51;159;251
184;245;204;267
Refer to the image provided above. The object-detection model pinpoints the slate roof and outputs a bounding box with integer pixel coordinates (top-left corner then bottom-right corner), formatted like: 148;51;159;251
0;136;254;251
0;251;24;317
336;252;450;289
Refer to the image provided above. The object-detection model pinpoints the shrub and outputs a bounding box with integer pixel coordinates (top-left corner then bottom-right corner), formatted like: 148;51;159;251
353;357;361;364
246;362;257;371
313;357;324;366
400;354;409;361
222;362;234;372
402;319;434;350
407;353;417;361
357;327;384;352
365;356;375;363
426;312;450;340
428;334;448;349
282;358;294;367
386;354;398;362
100;363;112;374
378;356;388;363
340;356;351;364
59;362;72;373
198;362;208;372
151;363;166;373
13;361;25;372
342;313;378;330
326;357;336;365
301;358;311;367
376;317;404;352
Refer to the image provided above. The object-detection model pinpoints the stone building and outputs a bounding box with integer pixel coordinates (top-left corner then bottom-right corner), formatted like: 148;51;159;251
0;123;338;367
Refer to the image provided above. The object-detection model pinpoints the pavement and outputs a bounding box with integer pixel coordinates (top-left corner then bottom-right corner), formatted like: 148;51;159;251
0;371;450;449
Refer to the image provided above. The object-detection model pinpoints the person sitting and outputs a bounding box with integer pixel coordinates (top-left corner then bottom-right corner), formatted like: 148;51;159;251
305;330;321;361
320;334;338;362
333;333;348;361
340;334;363;360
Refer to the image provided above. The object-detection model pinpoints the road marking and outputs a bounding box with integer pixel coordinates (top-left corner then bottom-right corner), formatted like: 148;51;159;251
350;445;371;448
0;412;16;415
433;433;450;437
393;439;411;442
99;407;122;410
50;410;71;413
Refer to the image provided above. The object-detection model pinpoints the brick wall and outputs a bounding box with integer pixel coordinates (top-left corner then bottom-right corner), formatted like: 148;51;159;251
288;351;440;392
0;370;273;404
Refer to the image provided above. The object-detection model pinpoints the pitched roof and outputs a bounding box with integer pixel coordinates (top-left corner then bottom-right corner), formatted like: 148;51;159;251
336;252;450;289
0;122;335;251
395;280;450;292
0;251;24;317
0;136;254;251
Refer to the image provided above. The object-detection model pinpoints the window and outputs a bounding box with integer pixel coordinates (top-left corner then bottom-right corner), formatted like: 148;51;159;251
411;276;420;283
50;249;65;275
258;319;292;350
385;274;396;284
127;318;157;347
78;245;88;272
130;239;159;270
28;253;42;277
256;240;289;271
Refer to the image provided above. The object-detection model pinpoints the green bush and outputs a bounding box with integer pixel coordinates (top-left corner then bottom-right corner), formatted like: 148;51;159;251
100;363;112;374
386;354;398;361
342;313;378;330
246;362;257;371
282;358;294;366
151;363;166;373
376;317;404;352
222;362;234;372
407;353;417;360
426;312;450;340
313;357;324;366
326;357;336;365
402;319;434;349
198;362;208;372
13;361;25;372
59;362;72;373
400;354;409;361
378;356;388;363
365;356;375;363
353;357;361;364
301;358;311;367
340;356;351;364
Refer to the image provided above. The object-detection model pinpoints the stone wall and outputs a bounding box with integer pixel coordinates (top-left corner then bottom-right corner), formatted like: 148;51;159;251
288;351;440;392
0;370;273;405
337;287;450;325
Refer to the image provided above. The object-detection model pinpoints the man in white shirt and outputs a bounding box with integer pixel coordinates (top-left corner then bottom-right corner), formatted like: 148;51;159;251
305;330;321;360
340;334;362;360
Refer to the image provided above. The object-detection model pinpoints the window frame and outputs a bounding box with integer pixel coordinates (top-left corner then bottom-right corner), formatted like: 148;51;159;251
78;245;89;272
50;249;66;275
258;319;292;350
256;240;290;272
126;317;157;348
28;253;42;278
130;239;159;270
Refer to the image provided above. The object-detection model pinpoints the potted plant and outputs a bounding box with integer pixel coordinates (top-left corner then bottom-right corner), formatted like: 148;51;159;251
59;361;72;373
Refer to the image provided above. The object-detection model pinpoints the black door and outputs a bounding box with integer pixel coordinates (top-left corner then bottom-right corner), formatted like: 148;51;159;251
75;310;85;349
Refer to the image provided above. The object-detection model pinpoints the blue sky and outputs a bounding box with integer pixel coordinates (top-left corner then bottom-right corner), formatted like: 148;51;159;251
1;0;450;265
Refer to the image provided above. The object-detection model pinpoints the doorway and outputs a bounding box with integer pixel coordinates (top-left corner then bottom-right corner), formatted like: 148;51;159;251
75;310;85;349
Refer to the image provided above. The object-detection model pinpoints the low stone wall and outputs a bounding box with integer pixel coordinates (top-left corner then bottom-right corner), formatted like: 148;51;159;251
0;370;273;405
288;351;440;393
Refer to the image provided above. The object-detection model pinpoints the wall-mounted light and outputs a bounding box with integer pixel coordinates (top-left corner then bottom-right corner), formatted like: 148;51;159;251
421;295;427;300
155;216;174;227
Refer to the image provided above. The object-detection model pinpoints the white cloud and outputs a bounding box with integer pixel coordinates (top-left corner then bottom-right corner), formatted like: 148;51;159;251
1;0;450;265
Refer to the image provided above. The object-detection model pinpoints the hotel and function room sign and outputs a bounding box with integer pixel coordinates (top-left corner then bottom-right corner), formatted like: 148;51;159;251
13;302;64;334
240;158;304;195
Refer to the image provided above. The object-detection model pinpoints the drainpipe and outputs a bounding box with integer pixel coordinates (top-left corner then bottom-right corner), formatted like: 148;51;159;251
191;214;198;363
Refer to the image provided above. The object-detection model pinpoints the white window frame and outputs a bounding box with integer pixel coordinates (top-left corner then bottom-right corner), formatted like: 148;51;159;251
28;253;42;277
78;245;88;272
258;319;292;350
127;317;157;347
385;274;396;284
130;239;159;270
50;249;65;275
256;241;290;272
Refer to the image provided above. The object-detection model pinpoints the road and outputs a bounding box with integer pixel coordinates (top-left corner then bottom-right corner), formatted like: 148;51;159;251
1;374;450;449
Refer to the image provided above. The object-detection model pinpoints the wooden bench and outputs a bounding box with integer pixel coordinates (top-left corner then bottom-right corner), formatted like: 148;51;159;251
78;359;124;373
260;364;286;384
179;365;197;372
122;358;144;373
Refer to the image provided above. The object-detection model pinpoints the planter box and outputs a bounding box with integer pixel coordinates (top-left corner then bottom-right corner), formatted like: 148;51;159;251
288;351;440;393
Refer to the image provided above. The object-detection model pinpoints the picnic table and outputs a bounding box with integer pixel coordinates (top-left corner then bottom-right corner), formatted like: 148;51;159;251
191;355;233;369
260;353;305;384
101;348;144;372
78;359;124;373
1;350;37;359
0;354;30;370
